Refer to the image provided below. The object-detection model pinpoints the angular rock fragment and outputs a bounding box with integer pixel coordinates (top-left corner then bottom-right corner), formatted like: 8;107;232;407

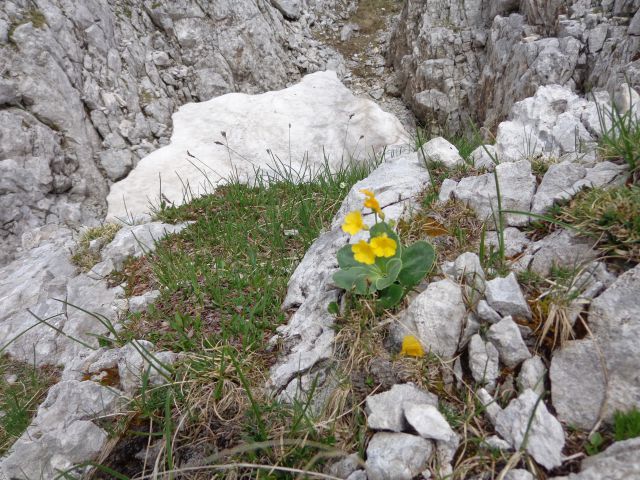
487;316;531;368
468;334;500;391
365;383;437;432
494;389;565;469
485;273;532;320
365;432;433;480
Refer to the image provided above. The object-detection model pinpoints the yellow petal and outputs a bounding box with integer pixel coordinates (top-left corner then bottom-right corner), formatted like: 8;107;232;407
401;335;425;358
341;211;364;235
352;240;376;265
370;234;397;258
364;196;382;215
360;188;375;198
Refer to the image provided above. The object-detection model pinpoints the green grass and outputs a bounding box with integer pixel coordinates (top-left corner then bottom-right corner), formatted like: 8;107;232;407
555;185;640;263
97;160;379;478
0;357;58;455
614;408;640;441
597;92;640;178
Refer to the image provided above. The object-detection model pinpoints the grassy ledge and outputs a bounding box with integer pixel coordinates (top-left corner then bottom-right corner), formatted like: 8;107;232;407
94;160;379;478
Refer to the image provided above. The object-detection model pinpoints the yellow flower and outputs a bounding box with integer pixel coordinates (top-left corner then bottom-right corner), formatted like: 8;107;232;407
370;234;397;258
342;211;365;235
352;240;376;265
400;335;425;357
360;188;376;198
364;196;383;215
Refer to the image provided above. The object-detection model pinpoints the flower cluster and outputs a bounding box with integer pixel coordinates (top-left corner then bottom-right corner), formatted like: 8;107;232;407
333;187;435;309
341;190;397;265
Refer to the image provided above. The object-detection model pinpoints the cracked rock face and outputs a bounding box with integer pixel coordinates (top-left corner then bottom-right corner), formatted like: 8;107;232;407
0;0;346;265
388;0;640;134
551;264;640;430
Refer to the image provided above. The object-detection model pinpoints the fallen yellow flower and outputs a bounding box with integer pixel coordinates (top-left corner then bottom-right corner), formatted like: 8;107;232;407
370;233;397;258
352;240;376;265
401;335;425;357
342;211;365;235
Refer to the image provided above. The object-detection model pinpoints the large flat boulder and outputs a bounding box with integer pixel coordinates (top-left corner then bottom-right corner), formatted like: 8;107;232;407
107;71;409;221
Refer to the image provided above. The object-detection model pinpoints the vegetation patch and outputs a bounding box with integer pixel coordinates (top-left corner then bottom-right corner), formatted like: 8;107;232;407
71;223;121;271
0;357;59;455
96;162;382;477
555;185;640;263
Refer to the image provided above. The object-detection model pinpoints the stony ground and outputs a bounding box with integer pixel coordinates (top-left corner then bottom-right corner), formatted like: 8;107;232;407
1;1;640;480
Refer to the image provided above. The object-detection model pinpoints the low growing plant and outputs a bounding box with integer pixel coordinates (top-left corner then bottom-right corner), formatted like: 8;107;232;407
333;189;435;308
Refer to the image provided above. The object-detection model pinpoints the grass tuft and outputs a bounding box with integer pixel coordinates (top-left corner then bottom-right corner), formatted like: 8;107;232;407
72;223;121;271
555;186;640;263
0;357;59;455
613;408;640;442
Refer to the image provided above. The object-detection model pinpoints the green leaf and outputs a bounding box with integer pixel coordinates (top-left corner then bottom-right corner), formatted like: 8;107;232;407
398;241;435;288
337;244;359;269
333;267;369;292
375;258;402;290
377;284;404;309
327;301;339;315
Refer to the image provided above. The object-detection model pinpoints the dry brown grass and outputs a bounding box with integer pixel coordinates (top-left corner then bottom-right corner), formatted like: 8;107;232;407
72;223;121;271
399;198;485;268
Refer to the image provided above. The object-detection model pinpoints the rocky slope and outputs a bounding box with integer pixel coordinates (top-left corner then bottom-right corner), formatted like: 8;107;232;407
0;0;350;265
388;0;640;133
1;0;640;479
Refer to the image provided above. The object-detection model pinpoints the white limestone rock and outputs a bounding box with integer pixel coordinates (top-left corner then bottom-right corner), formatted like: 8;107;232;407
452;252;486;298
494;389;565;469
365;432;433;480
483;435;513;451
0;239;125;368
271;0;302;20
487;316;532;368
495;85;603;164
117;341;177;394
101;222;188;270
485;273;532;320
477;388;501;425
470;145;497;171
505;469;534;480
551;265;640;430
452;160;536;227
485;227;530;258
0;380;121;479
107;72;408;221
128;290;161;313
525;229;599;277
396;279;466;360
468;334;500;392
438;178;458;203
421;137;464;168
517;355;547;395
365;383;438;432
477;300;503;324
328;453;362;479
553;438;640;480
404;403;455;441
531;161;587;214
